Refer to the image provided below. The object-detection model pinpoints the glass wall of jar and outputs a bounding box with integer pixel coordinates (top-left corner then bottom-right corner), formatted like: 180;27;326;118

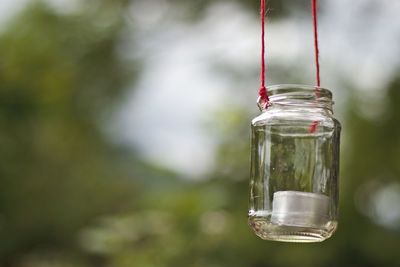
248;84;341;242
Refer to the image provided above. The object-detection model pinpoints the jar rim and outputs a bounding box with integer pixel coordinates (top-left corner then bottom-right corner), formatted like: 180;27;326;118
262;84;334;111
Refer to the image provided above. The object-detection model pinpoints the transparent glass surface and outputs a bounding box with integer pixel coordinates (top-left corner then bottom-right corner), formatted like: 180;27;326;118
248;85;341;242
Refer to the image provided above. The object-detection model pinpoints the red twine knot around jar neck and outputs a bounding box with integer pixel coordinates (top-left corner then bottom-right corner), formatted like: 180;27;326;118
257;86;270;110
259;86;269;102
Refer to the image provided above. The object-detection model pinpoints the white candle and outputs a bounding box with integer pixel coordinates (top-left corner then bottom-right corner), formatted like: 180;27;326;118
271;191;330;227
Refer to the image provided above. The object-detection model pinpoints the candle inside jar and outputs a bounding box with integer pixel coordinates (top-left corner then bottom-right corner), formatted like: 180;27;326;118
271;191;330;228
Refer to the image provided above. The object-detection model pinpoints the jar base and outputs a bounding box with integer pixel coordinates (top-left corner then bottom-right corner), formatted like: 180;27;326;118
248;217;337;243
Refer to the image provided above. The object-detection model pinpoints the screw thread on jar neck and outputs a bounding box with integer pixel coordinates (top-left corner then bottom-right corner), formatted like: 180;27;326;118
262;84;333;112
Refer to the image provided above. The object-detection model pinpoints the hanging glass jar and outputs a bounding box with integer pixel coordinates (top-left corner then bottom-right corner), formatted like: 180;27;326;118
248;84;341;242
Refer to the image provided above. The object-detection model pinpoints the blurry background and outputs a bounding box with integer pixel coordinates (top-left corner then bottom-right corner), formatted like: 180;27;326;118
0;0;400;266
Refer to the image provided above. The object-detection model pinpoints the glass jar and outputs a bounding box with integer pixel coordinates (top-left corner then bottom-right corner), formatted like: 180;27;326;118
248;84;341;242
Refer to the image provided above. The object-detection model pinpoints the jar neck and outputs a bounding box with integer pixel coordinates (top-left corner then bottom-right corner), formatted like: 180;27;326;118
265;103;333;115
262;84;334;114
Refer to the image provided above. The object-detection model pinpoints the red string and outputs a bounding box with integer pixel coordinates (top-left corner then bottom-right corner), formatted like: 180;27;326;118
309;0;320;133
312;0;320;90
259;0;320;108
258;0;269;103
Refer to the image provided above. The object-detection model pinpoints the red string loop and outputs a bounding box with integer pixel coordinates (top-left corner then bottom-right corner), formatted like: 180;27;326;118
312;0;320;89
258;0;321;107
258;0;269;104
310;0;320;132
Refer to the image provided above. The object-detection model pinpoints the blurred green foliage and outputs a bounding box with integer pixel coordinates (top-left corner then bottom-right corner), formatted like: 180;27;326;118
0;1;138;263
0;1;399;267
